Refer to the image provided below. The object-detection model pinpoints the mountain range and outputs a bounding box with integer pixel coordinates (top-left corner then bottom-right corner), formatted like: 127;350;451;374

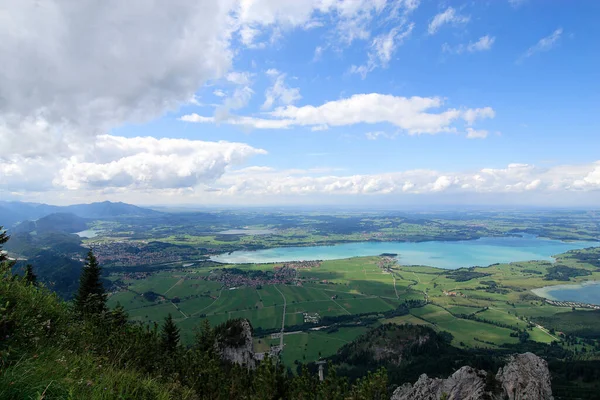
0;200;161;228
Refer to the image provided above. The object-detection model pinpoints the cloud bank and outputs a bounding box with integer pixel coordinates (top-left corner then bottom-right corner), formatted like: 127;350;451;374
182;94;495;135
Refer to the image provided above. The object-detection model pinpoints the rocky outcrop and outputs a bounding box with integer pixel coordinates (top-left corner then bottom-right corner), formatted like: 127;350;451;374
391;352;553;400
215;318;258;368
392;366;488;400
496;352;553;400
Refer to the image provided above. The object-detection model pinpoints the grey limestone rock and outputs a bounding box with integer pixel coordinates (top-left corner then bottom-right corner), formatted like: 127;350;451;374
496;352;554;400
215;319;258;368
391;352;553;400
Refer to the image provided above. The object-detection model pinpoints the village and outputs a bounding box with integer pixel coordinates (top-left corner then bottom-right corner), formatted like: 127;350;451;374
90;241;202;266
543;299;600;310
205;265;299;288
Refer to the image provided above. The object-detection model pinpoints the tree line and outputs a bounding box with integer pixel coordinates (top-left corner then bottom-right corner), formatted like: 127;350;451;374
0;226;391;399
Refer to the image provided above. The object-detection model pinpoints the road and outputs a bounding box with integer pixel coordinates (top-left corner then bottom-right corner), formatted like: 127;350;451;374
192;288;223;317
274;285;286;348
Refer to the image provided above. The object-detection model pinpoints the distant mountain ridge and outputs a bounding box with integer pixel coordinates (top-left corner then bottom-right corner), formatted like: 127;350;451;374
12;213;88;235
0;200;161;227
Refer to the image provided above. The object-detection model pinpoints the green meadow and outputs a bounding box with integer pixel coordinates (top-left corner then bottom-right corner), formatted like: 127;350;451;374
111;248;600;367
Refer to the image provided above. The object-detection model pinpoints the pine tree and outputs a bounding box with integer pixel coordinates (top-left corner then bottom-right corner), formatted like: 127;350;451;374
160;313;180;354
195;319;215;353
109;302;128;328
24;264;37;285
74;250;107;316
0;226;9;263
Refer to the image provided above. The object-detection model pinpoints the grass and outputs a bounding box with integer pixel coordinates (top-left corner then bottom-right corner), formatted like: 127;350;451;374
382;314;433;326
107;290;149;309
280;327;368;366
112;246;600;359
128;302;179;323
477;308;527;329
166;280;222;298
228;306;283;330
284;299;347;316
337;297;395;314
176;296;218;316
126;274;181;295
411;304;519;348
532;309;600;338
285;312;304;327
0;348;194;400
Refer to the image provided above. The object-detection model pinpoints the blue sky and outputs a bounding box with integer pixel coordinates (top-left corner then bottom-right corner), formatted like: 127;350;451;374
1;0;599;206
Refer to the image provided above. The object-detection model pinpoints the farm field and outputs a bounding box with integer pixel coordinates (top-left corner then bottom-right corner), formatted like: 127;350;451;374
110;246;600;367
279;327;370;367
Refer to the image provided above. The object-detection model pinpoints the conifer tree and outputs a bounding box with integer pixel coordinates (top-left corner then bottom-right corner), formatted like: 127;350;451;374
110;302;128;328
74;250;107;316
195;318;215;353
24;264;37;285
160;313;180;354
0;226;9;263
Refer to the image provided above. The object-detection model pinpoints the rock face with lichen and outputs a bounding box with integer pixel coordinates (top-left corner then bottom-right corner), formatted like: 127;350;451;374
214;318;258;368
496;353;553;400
391;352;553;400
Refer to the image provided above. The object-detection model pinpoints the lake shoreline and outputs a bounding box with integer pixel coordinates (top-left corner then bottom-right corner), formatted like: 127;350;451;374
210;236;597;270
531;280;600;304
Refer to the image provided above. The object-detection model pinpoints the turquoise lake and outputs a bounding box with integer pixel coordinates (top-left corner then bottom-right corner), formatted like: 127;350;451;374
75;229;99;238
532;281;600;305
210;236;598;269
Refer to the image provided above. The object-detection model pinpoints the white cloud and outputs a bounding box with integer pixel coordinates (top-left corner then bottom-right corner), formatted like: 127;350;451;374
350;24;414;78
518;28;563;62
443;35;496;54
468;35;495;52
226;71;254;86
210;161;600;197
313;46;324;61
0;131;267;193
53;135;267;191
0;0;235;136
239;26;263;47
462;107;495;125
222;86;255;112
428;7;470;35
235;0;418;48
184;94;495;135
214;71;257;120
365;131;396;140
261;70;302;110
466;128;489;139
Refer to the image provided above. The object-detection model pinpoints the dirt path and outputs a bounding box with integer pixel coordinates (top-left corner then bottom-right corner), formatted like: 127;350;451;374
172;302;188;319
331;298;351;315
192;288;223;316
164;278;184;295
274;286;287;348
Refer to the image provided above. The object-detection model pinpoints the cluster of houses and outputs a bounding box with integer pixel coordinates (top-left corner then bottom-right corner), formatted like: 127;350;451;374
544;299;600;310
277;260;321;269
443;290;465;297
206;266;299;288
92;241;197;266
303;312;320;323
377;256;397;272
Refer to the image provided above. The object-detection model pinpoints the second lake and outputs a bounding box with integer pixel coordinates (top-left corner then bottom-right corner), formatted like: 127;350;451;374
210;235;598;269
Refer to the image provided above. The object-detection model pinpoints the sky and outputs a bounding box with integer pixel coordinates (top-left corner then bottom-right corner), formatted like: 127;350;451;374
1;0;599;207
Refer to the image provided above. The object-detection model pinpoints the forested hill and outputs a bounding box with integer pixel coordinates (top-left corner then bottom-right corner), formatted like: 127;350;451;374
0;200;161;227
12;213;88;234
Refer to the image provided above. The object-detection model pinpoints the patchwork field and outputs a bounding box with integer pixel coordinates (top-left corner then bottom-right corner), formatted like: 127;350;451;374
111;247;600;367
